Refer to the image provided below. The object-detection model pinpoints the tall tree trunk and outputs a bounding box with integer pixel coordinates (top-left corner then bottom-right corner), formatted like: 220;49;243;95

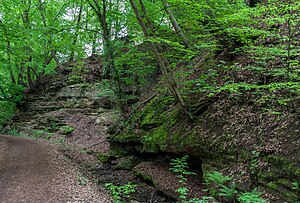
21;0;34;88
27;66;35;90
6;41;16;84
89;0;113;77
129;0;191;118
92;32;98;55
69;2;84;62
38;0;63;73
89;0;125;112
51;51;64;71
138;0;156;36
0;19;17;84
161;0;191;48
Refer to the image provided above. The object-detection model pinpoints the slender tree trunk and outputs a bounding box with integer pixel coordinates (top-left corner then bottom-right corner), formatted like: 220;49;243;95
21;0;35;88
27;66;35;90
38;0;63;73
51;51;64;71
92;32;98;55
6;41;16;84
0;19;17;84
129;0;191;118
69;2;84;62
89;0;113;77
89;0;125;112
138;0;156;36
161;0;191;48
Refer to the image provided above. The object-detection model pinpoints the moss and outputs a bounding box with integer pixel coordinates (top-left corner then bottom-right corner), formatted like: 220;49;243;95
113;133;142;143
109;145;128;157
140;95;175;129
141;106;181;153
142;125;168;153
115;156;140;170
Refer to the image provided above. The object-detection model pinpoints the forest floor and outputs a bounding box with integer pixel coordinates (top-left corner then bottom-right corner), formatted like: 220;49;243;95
0;134;112;203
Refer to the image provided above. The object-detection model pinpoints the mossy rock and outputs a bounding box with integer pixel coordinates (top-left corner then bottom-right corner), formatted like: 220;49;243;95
112;133;142;143
139;95;175;130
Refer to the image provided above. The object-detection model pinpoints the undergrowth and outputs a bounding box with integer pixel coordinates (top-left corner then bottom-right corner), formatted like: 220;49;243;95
170;155;267;203
105;182;137;203
0;101;16;129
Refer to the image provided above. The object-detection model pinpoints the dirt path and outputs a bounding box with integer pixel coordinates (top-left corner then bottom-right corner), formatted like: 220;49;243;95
0;135;112;203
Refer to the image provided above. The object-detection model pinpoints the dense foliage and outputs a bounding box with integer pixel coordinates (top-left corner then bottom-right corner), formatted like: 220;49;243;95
0;0;299;123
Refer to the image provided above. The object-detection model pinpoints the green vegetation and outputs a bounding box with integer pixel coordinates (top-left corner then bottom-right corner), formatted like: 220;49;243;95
104;182;137;203
60;125;75;135
6;128;24;137
1;0;299;122
0;0;299;201
170;156;267;203
0;101;16;128
205;171;266;203
170;155;197;202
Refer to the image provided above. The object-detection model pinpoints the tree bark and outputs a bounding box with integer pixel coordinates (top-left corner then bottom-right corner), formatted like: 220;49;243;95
138;0;156;36
21;0;35;88
161;0;191;48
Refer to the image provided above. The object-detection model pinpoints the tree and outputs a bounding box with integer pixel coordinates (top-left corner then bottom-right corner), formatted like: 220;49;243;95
161;0;191;48
129;0;191;118
69;0;84;62
88;0;114;77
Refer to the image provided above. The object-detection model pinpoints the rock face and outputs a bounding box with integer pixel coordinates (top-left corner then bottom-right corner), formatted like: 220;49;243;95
5;74;122;174
11;75;119;140
0;75;122;202
113;93;300;202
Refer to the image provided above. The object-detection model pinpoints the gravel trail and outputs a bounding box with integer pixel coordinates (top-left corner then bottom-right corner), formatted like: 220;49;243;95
0;134;112;203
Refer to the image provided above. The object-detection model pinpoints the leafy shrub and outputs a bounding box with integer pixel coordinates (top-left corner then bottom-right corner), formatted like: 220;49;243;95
60;125;75;135
104;182;136;203
170;155;196;201
0;101;16;129
169;155;267;203
237;189;266;203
